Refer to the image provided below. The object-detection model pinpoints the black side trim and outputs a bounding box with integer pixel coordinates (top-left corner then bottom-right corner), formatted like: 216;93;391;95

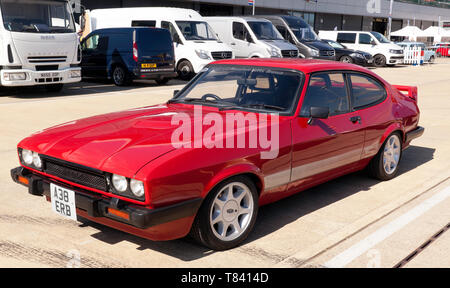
7;45;14;63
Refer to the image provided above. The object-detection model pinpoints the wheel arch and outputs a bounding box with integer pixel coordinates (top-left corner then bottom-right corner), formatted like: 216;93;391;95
380;123;405;147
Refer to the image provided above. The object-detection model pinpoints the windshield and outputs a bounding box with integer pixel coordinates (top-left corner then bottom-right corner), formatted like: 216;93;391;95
247;21;284;40
327;40;344;49
0;0;75;33
284;17;318;41
175;21;218;41
370;32;390;44
171;66;303;113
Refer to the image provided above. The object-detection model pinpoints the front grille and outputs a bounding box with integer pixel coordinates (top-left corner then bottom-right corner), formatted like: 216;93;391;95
211;51;233;60
44;159;108;191
36;65;58;71
281;50;298;58
320;50;335;57
28;56;67;63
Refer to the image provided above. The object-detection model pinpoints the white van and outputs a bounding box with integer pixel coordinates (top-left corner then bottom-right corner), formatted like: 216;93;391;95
318;30;404;67
0;0;81;91
84;7;233;80
205;17;299;59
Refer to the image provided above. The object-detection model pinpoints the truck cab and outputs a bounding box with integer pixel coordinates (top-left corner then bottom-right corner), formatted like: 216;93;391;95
0;0;81;91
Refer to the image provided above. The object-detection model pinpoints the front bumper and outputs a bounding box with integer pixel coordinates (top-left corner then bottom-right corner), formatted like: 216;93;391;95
387;55;404;65
1;67;81;87
11;166;202;230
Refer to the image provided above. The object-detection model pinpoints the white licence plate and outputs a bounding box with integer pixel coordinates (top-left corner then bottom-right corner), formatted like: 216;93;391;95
50;183;77;221
41;72;59;77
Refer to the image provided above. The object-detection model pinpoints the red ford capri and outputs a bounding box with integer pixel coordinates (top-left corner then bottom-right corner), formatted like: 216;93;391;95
11;59;423;250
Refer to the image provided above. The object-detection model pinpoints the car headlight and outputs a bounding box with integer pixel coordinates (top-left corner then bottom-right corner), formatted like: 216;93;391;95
21;149;33;165
4;72;27;81
130;179;145;198
195;49;211;60
267;47;281;58
32;152;42;169
70;70;81;78
310;49;319;57
112;174;128;192
390;49;402;54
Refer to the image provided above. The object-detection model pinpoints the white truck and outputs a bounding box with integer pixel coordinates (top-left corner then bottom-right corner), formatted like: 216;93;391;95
318;30;404;67
0;0;81;91
82;8;234;80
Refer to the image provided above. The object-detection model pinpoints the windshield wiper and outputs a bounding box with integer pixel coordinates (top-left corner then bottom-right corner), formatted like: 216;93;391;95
220;103;286;112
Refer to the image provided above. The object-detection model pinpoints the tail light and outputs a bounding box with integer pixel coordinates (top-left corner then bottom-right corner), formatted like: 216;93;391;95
133;41;138;62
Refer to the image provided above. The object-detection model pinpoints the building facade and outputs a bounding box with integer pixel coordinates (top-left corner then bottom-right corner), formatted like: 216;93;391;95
77;0;450;35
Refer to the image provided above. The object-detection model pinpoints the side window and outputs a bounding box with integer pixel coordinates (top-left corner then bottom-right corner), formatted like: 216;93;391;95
162;21;181;43
300;73;350;117
359;33;373;45
82;34;99;50
131;20;156;27
337;33;356;44
276;25;295;44
233;22;247;41
349;74;386;110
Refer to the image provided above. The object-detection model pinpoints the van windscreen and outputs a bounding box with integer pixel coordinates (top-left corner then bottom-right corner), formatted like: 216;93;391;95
137;29;173;53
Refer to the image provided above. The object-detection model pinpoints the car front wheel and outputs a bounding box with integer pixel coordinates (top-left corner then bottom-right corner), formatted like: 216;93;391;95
340;55;354;63
190;176;258;250
373;54;387;67
368;133;402;181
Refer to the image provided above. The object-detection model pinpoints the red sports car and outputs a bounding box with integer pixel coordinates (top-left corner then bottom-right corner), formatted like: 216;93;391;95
11;59;423;250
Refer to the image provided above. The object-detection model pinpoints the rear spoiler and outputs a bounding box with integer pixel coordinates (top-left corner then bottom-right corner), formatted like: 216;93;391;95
393;85;418;101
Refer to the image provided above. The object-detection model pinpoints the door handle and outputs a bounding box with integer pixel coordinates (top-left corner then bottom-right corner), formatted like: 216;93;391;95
230;42;236;46
350;116;361;124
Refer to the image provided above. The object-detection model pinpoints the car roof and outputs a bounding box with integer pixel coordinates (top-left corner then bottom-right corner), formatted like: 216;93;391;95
211;58;376;75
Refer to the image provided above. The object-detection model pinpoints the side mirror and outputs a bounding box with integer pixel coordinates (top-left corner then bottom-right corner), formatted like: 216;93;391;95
370;40;376;45
173;90;180;97
173;34;182;45
309;106;329;122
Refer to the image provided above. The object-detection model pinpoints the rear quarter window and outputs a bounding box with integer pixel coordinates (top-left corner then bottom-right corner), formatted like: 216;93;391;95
349;74;387;110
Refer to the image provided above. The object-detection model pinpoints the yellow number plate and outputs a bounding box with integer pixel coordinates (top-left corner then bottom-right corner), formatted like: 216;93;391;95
141;63;157;68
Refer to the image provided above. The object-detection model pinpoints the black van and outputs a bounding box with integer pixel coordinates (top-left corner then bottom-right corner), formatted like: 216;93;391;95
80;27;177;86
259;15;336;60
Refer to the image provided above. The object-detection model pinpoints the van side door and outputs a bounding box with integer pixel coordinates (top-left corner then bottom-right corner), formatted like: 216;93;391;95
357;32;378;56
231;21;254;58
81;33;108;77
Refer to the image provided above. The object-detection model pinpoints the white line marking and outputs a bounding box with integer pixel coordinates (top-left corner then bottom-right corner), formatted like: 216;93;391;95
324;186;450;268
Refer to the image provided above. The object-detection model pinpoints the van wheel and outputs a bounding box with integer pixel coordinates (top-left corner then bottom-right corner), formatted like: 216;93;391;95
373;55;387;67
190;175;258;250
45;84;64;92
368;133;402;181
155;78;169;85
177;60;194;81
340;55;354;63
112;65;131;86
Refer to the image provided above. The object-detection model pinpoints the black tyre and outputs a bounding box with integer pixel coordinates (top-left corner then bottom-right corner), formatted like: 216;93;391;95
155;78;170;85
373;54;387;67
177;60;194;81
368;133;402;181
190;175;259;250
429;56;435;63
112;65;131;86
340;55;354;64
45;84;64;92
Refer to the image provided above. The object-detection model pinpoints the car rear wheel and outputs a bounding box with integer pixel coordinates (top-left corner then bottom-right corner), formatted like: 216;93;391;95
112;65;131;86
373;54;387;67
177;60;194;81
340;55;354;64
190;176;258;250
368;133;402;181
